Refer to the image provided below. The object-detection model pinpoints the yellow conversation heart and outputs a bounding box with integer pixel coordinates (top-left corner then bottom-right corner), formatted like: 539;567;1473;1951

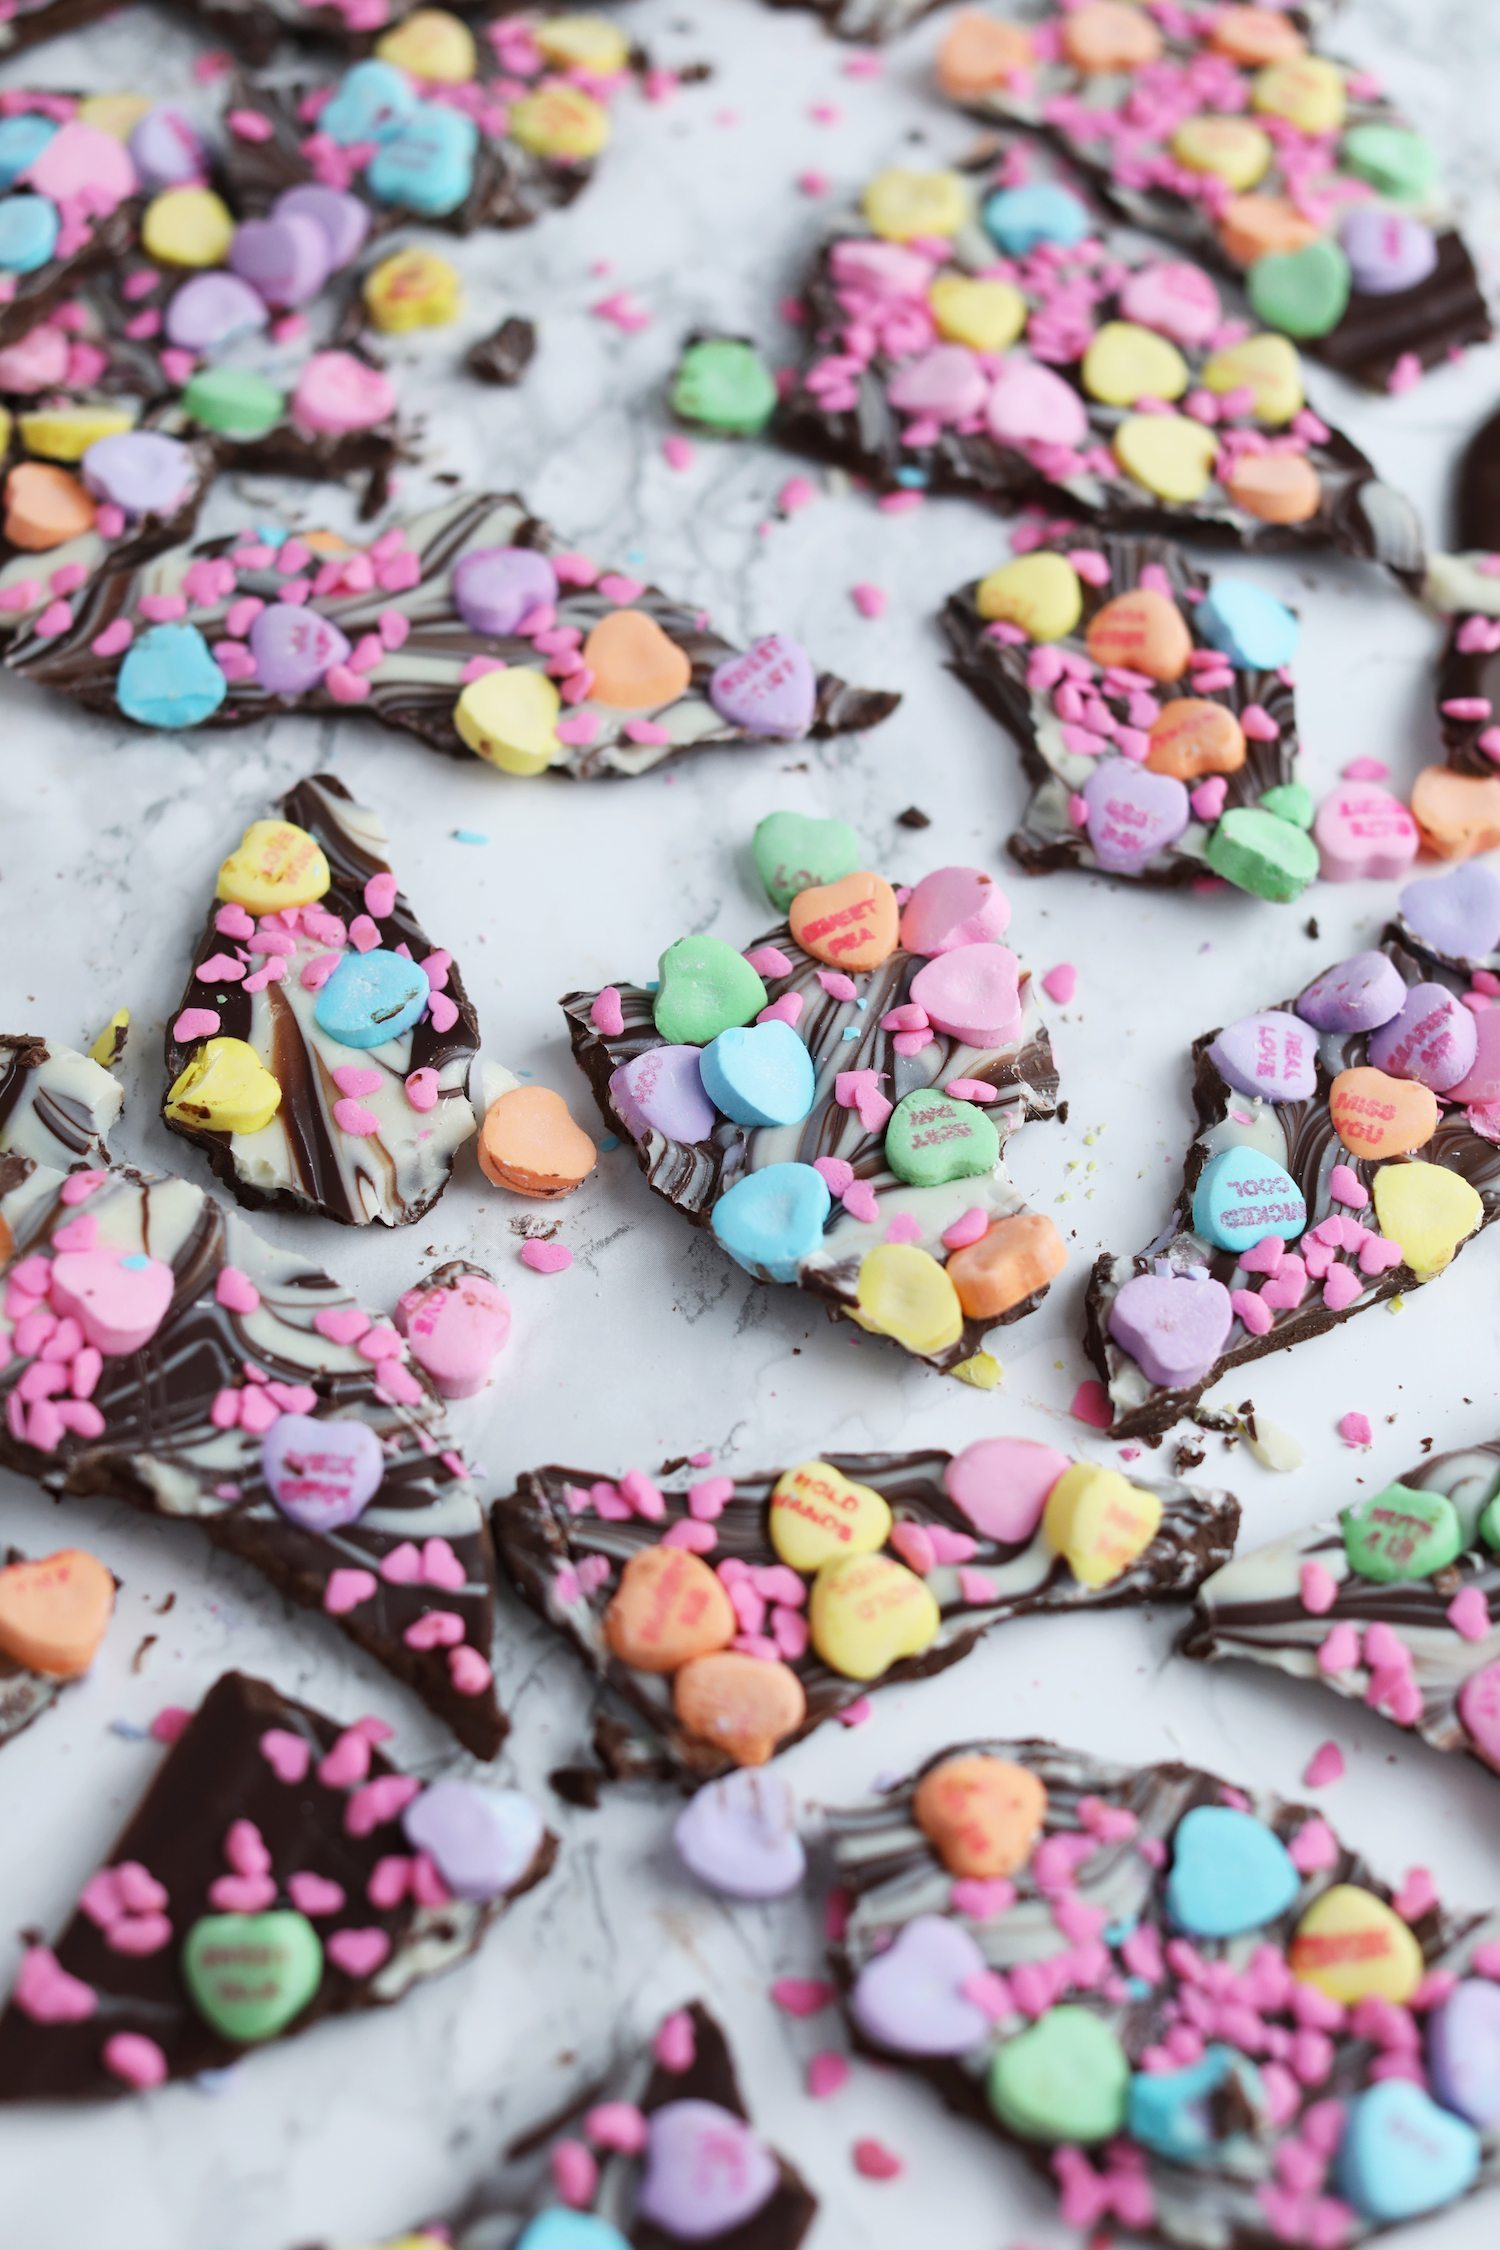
374;9;476;80
809;1552;941;1681
1372;1162;1483;1281
1112;414;1219;503
1252;55;1346;135
851;1243;964;1357
1171;116;1272;191
165;1039;282;1136
455;667;562;777
508;85;611;162
1042;1464;1163;1588
1289;1885;1424;2005
1081;321;1189;408
535;12;631;74
364;248;463;333
863;167;968;244
216;820;332;915
1201;332;1305;427
929;274;1027;353
975;553;1084;644
769;1461;893;1573
142;186;235;269
18;406;135;463
77;93;151;139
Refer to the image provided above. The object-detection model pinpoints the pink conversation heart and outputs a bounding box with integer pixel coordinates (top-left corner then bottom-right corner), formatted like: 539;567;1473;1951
1313;784;1419;883
986;358;1088;449
888;344;987;423
292;350;396;436
1117;259;1221;345
828;238;933;297
635;2100;779;2240
944;1438;1070;1546
1108;1271;1233;1390
1083;757;1191;875
1368;983;1477;1094
707;635;816;740
260;1414;384;1531
1459;1659;1500;1770
849;1914;992;2055
899;866;1010;956
28;122;136;214
394;1271;510;1400
1450;1007;1500;1107
909;943;1022;1047
49;1249;174;1356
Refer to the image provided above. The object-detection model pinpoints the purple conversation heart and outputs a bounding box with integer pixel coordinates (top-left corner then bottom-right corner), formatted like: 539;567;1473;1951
128;104;206;188
81;431;194;520
1429;1980;1500;2128
249;604;352;696
229;213;332;310
165;269;269;353
260;1413;383;1531
1450;1006;1500;1107
451;545;558;637
609;1044;717;1143
1399;862;1500;964
673;1771;806;1900
636;2102;778;2242
1368;982;1478;1093
401;1780;544;1901
1108;1271;1234;1390
708;634;816;741
1208;1011;1318;1104
849;1914;991;2057
1295;949;1406;1034
1083;757;1191;875
274;182;370;271
1340;207;1438;297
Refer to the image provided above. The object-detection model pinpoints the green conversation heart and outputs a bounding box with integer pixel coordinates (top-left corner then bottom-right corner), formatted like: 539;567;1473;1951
1204;807;1319;903
182;1910;323;2044
752;810;861;911
884;1090;1000;1189
988;2005;1130;2144
1342;1484;1465;1583
653;935;768;1046
1480;1496;1500;1554
1342;123;1437;205
670;337;779;437
1247;239;1351;341
180;367;287;440
1259;782;1314;830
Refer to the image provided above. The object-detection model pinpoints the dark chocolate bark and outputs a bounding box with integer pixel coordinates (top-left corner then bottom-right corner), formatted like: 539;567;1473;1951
492;1450;1238;1782
0;93;140;351
0;0;120;62
0;1670;555;2100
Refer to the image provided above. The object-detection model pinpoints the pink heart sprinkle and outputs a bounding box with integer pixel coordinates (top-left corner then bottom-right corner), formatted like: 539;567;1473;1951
326;1927;392;1979
1448;1585;1491;1642
287;1871;346;1917
324;1567;378;1615
313;1305;372;1347
259;1728;311;1784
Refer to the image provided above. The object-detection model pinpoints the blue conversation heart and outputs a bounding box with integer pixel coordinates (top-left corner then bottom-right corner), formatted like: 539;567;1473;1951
314;949;431;1050
712;1161;830;1283
699;1020;816;1129
1337;2080;1480;2223
1196;581;1299;671
319;60;418;149
1191;1146;1307;1255
366;103;478;218
0;113;59;189
516;2213;631;2250
982;181;1091;256
0;192;60;275
116;622;229;730
1165;1805;1299;1939
1127;2046;1264;2165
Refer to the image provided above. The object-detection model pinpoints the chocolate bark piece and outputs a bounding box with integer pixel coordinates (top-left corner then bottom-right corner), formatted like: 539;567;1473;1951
5;490;897;775
1455;406;1500;557
1085;908;1500;1439
780;145;1424;573
492;1449;1239;1782
943;528;1306;891
761;0;946;38
936;5;1489;392
0;0;119;60
563;887;1059;1375
0;1670;554;2100
466;313;538;386
829;1735;1500;2247
176;0;421;62
1413;553;1500;859
0;1035;507;1758
0;92;141;351
162;773;481;1229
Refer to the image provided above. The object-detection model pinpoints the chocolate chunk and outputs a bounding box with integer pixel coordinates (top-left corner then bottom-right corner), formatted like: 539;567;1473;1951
762;0;946;37
466;314;538;386
0;1671;554;2100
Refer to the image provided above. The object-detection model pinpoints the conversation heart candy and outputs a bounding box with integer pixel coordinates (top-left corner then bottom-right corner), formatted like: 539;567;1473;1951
988;2008;1130;2144
315;951;430;1050
899;866;1010;956
610;1044;716;1144
0;319;69;391
699;1021;815;1128
1082;758;1191;875
1398;862;1500;960
1372;1161;1482;1280
1203;331;1307;427
516;2225;625;2250
671;337;779;435
165;271;267;354
583;609;692;709
672;1650;807;1766
788;871;899;971
884;1091;999;1188
0;1550;114;1678
1208;1011;1317;1103
853;1243;963;1356
28;119;134;209
673;1770;806;1899
808;1552;940;1681
1108;1271;1233;1390
536;12;629;71
1226;451;1323;525
982;181;1090;256
928;273;1026;353
274;183;370;270
0;196;59;276
1064;0;1161;68
1343;121;1437;202
1043;1464;1163;1588
975;553;1083;643
1081;320;1189;408
1340;207;1438;297
850;1914;991;2056
4;461;92;550
1429;1982;1500;2128
116;621;229;729
1410;766;1500;862
913;1755;1046;1879
863;166;967;242
909;942;1022;1046
712;1162;830;1283
1460;1660;1500;1768
1129;2048;1265;2164
80;432;193;523
1341;1484;1464;1583
769;1461;892;1573
142;184;233;268
752;811;859;910
375;7;477;79
19;404;133;461
182;1911;323;2043
249;607;352;699
1113;413;1219;502
165;1037;282;1136
1146;699;1246;780
394;1269;510;1398
1296;950;1406;1033
1290;1885;1424;2005
1167;1806;1299;1937
0;114;58;188
364;241;462;334
368;105;478;218
451;546;558;637
1451;1009;1500;1105
655;937;767;1046
1368;984;1476;1092
261;1414;384;1533
709;636;817;740
50;1248;174;1356
1173;115;1271;190
1329;1066;1437;1161
1193;1147;1307;1253
1212;7;1306;65
943;1438;1068;1545
1313;783;1419;882
1252;52;1346;132
455;667;561;775
1249;238;1351;340
888;344;988;424
401;1780;542;1900
1197;582;1299;671
291;352;396;436
636;2102;777;2240
985;359;1089;449
507;84;610;162
180;367;285;440
216;820;330;913
943;1211;1065;1321
936;9;1034;98
321;59;416;147
479;1085;597;1196
604;1546;736;1674
1337;2081;1480;2224
1118;259;1222;347
229;214;330;310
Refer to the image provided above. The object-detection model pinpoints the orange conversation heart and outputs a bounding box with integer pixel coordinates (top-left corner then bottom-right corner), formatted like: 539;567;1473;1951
1411;766;1500;862
1217;194;1321;267
1084;589;1192;682
582;608;693;709
936;8;1034;97
479;1085;596;1199
0;1548;115;1678
673;1650;807;1768
1226;453;1322;526
604;1545;736;1674
913;1753;1048;1878
1146;698;1247;780
788;870;899;971
1063;0;1163;72
1329;1067;1438;1161
1211;5;1306;66
945;1211;1066;1321
4;462;95;552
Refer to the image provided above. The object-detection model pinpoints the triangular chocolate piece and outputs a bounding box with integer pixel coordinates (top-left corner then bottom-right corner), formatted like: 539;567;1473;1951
0;1670;554;2100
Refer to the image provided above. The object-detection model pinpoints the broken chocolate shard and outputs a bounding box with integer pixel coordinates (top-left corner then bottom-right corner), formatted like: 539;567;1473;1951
466;314;538;386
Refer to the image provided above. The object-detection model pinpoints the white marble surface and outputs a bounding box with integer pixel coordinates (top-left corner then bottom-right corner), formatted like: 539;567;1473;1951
4;1;1500;2243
